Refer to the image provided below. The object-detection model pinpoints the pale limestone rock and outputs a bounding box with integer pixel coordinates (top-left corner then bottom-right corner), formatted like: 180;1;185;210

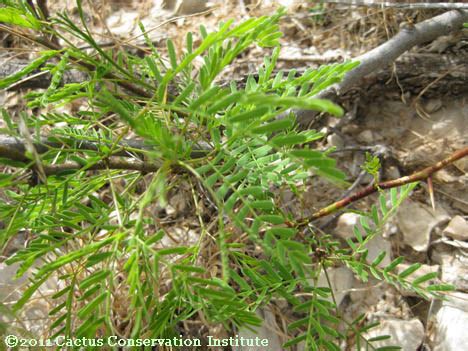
364;318;424;351
395;263;439;296
335;213;361;240
175;0;209;15
106;10;139;37
326;133;344;149
0;262;61;335
424;99;442;113
385;165;401;180
432;292;468;351
366;235;392;267
357;130;374;144
432;248;468;291
316;266;354;306
233;307;282;351
397;201;449;252
443;215;468;241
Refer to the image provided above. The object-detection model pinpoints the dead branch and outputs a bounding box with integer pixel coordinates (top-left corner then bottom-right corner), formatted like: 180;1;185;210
333;10;468;97
0;135;150;161
293;9;468;125
0;135;209;163
2;10;466;107
308;146;468;221
0;24;153;98
40;158;161;175
0;137;161;175
315;1;468;10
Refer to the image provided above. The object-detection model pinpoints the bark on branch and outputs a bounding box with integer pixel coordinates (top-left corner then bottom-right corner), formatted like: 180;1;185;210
0;135;209;159
308;146;468;221
293;9;468;125
0;135;153;160
0;135;209;175
316;1;468;10
334;10;468;97
40;158;161;175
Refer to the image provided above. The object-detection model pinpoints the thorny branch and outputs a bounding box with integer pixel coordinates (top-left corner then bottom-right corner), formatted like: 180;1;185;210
308;146;468;221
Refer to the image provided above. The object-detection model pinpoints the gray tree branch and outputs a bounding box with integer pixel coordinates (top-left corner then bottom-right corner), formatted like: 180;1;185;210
0;135;209;175
332;9;468;97
293;9;468;125
315;1;468;10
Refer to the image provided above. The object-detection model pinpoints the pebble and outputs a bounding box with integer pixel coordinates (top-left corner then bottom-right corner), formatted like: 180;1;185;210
425;99;443;113
442;215;468;241
357;129;374;144
326;133;344;149
396;263;439;296
316;267;354;306
397;201;449;252
233;307;282;351
334;213;362;240
364;318;425;351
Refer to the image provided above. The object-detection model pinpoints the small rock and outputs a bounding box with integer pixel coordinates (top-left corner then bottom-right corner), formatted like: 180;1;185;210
443;215;468;241
431;120;451;133
0;263;28;302
431;292;468;351
175;0;209;15
316;267;354;306
364;318;424;351
319;127;328;135
335;213;362;240
397;201;449;252
433;168;460;183
162;0;178;9
341;123;360;134
349;279;387;306
233;307;282;351
432;247;468;291
1;262;61;335
424;99;443;113
454;158;467;173
357;130;374;144
385;165;401;180
366;235;392;267
106;11;139;37
326;133;344;149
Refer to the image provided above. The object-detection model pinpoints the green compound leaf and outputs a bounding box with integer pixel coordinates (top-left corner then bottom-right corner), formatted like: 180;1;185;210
0;6;41;29
0;50;58;89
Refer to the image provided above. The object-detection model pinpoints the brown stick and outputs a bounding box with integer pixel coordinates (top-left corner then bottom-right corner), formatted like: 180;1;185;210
309;146;468;220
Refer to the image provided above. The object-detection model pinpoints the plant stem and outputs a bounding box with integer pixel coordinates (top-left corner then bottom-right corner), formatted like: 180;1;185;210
309;146;468;220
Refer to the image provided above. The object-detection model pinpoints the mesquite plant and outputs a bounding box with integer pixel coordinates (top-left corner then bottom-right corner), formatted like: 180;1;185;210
0;1;452;349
